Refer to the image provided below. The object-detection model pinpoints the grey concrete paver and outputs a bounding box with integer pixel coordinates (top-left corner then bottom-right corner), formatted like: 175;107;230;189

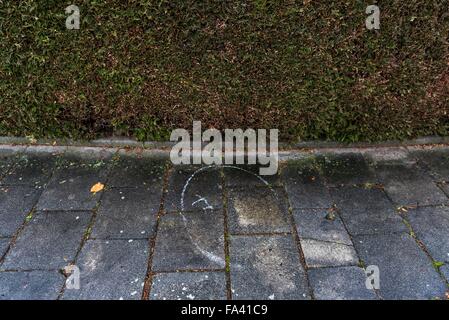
320;153;376;186
411;147;449;182
0;146;24;179
300;239;358;268
1;153;57;187
374;161;448;206
308;266;378;300
331;186;407;236
164;166;223;213
229;235;310;300
37;157;111;211
354;233;447;300
152;210;225;271
0;271;64;300
1;211;91;270
281;158;332;209
0;186;40;237
107;155;166;188
150;272;227;300
293;208;352;245
62;239;149;300
227;187;290;234
406;206;449;263
91;186;161;239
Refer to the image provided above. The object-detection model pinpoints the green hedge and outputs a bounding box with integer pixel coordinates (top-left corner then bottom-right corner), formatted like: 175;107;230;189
1;0;448;142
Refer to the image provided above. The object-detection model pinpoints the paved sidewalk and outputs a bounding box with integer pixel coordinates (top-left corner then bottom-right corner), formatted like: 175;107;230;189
0;144;448;300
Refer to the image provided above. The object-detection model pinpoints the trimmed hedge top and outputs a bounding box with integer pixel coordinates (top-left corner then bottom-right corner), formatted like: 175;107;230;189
0;0;448;142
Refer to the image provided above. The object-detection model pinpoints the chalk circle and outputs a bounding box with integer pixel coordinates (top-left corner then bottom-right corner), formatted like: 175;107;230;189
178;165;279;266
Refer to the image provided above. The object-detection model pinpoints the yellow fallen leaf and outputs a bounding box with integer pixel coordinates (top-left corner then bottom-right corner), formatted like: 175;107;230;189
90;182;104;194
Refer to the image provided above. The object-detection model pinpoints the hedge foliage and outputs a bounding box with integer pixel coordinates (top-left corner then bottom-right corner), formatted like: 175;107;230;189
1;0;448;142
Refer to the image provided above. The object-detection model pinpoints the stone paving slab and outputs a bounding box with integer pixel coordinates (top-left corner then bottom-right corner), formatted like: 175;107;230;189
107;155;166;188
320;153;376;187
410;147;449;182
293;208;352;245
331;186;407;236
91;187;161;239
354;233;447;300
1;153;57;187
405;206;449;263
152;211;225;271
1;211;91;270
229;235;310;300
300;239;359;268
374;161;448;206
150;272;227;300
62;239;149;300
0;271;64;300
36;158;111;211
0;186;40;237
164;166;223;213
227;187;290;234
308;266;378;300
0;146;25;179
281;158;332;209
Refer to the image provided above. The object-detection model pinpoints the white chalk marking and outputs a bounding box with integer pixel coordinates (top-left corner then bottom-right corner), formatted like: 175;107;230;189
179;165;279;266
191;195;214;211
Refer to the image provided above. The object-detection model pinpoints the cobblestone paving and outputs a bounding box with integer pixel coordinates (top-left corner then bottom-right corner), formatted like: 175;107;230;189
0;145;448;300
